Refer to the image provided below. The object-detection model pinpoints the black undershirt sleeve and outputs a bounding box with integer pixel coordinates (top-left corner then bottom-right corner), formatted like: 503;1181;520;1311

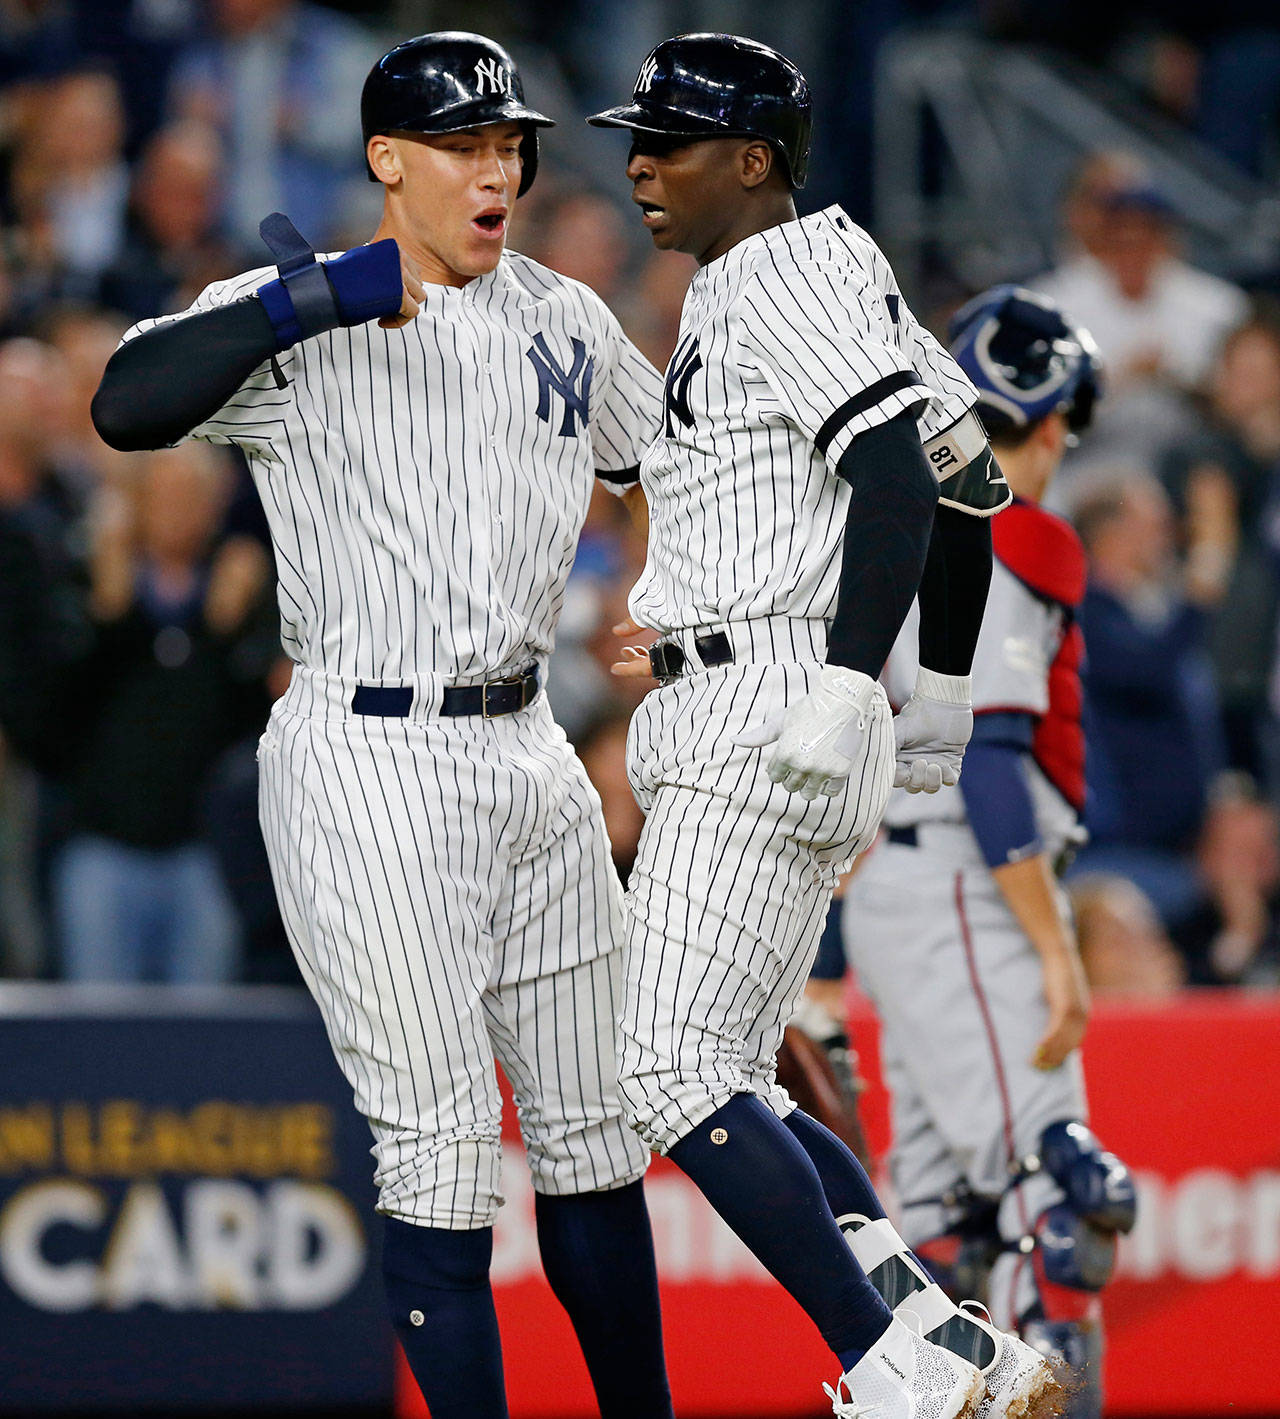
916;503;994;676
826;409;938;676
91;296;281;452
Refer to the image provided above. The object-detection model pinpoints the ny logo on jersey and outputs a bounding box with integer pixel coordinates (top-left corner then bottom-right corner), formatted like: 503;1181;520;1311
474;58;513;97
636;56;659;94
664;336;702;437
527;334;595;437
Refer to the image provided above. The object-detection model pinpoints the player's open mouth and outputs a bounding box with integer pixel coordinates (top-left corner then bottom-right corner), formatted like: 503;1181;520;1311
637;202;667;228
472;212;507;237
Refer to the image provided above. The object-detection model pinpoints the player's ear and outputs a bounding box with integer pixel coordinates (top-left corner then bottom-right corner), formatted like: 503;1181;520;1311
367;135;402;187
739;140;774;191
1038;410;1070;455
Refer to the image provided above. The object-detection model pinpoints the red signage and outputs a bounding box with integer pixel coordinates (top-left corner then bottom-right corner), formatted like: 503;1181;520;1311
399;991;1280;1416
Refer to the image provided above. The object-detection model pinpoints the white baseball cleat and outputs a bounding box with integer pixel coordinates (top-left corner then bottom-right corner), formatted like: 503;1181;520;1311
958;1302;1066;1419
822;1313;986;1419
835;1214;1066;1419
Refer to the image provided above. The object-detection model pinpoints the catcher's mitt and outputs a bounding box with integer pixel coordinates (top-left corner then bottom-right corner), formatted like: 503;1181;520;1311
775;1023;873;1172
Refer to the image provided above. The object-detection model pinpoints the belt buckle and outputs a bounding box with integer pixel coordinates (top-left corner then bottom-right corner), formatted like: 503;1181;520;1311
482;674;520;719
649;639;685;685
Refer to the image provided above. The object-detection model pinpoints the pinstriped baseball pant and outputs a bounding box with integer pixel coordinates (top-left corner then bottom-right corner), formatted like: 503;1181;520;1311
257;667;647;1228
619;646;896;1154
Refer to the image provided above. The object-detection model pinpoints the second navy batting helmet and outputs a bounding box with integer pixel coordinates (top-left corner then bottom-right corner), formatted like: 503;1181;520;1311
361;32;553;197
948;285;1102;437
587;33;812;189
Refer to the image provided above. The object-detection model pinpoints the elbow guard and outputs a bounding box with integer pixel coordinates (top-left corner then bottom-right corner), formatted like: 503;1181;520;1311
923;410;1011;518
256;212;404;350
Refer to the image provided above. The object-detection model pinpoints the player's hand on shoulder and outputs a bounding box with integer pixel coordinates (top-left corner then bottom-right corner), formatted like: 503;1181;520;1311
892;667;973;793
378;249;425;329
736;665;889;801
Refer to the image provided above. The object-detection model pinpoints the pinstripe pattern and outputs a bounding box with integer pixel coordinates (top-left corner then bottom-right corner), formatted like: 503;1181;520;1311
620;653;895;1152
132;248;664;1226
121;252;662;682
629;206;978;638
616;209;947;1152
259;681;647;1225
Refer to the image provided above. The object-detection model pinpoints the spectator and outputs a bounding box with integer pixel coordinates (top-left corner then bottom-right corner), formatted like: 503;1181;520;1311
40;303;131;492
1160;312;1280;778
99;119;233;319
1069;873;1185;997
1034;152;1249;471
620;247;695;369
166;0;378;254
52;442;271;982
533;190;628;303
1070;470;1226;923
0;336;89;772
1173;772;1280;985
8;68;131;300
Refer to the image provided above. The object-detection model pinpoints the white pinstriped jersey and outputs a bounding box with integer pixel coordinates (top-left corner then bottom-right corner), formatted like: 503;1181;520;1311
628;205;980;635
121;252;663;682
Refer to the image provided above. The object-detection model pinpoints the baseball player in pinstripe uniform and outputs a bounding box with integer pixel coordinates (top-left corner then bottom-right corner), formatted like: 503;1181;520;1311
92;32;675;1419
844;287;1136;1419
592;34;1062;1419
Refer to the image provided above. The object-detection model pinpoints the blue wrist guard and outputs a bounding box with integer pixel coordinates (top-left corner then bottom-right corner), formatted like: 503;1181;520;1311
255;212;403;350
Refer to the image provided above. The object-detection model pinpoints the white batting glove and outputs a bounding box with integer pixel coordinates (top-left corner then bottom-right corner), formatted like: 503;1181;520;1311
892;667;973;793
736;666;883;800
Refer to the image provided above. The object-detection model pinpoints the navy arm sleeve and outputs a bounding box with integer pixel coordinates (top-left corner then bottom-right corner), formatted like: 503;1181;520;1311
91;297;281;452
826;408;938;675
959;711;1042;869
917;504;993;676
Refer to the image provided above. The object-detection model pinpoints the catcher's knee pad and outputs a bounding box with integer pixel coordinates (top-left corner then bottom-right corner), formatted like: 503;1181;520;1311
991;1120;1136;1329
1028;1121;1137;1235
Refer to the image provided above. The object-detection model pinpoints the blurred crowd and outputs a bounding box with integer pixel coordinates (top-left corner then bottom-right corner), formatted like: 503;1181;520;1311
1;0;1280;995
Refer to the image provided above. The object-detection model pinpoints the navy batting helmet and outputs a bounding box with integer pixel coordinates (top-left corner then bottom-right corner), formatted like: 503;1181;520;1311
948;285;1102;438
587;33;812;189
361;32;553;197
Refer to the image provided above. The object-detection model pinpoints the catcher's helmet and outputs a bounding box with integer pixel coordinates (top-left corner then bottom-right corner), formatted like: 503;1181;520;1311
948;285;1102;437
587;33;812;189
361;32;553;196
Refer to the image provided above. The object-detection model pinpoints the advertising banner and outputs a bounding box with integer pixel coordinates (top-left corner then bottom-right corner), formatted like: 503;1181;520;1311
393;991;1280;1417
0;985;392;1411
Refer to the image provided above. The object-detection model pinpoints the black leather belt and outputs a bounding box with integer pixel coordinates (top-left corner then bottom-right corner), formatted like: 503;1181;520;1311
886;825;918;847
649;630;733;683
351;666;540;719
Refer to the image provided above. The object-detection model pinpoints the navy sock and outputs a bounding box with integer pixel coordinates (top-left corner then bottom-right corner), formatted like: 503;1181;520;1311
785;1108;887;1221
667;1093;892;1368
382;1217;508;1419
535;1181;674;1419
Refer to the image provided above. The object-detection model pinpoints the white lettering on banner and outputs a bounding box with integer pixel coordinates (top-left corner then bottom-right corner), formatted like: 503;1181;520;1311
0;1178;365;1311
0;1178;104;1310
491;1146;768;1284
1116;1170;1280;1282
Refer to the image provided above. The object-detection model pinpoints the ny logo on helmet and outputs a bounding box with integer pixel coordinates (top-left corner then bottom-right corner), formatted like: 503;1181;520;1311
636;56;659;94
527;334;595;437
474;58;513;97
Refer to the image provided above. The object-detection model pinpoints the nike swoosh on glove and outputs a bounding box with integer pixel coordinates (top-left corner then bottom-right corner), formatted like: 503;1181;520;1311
892;667;973;793
736;666;885;800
